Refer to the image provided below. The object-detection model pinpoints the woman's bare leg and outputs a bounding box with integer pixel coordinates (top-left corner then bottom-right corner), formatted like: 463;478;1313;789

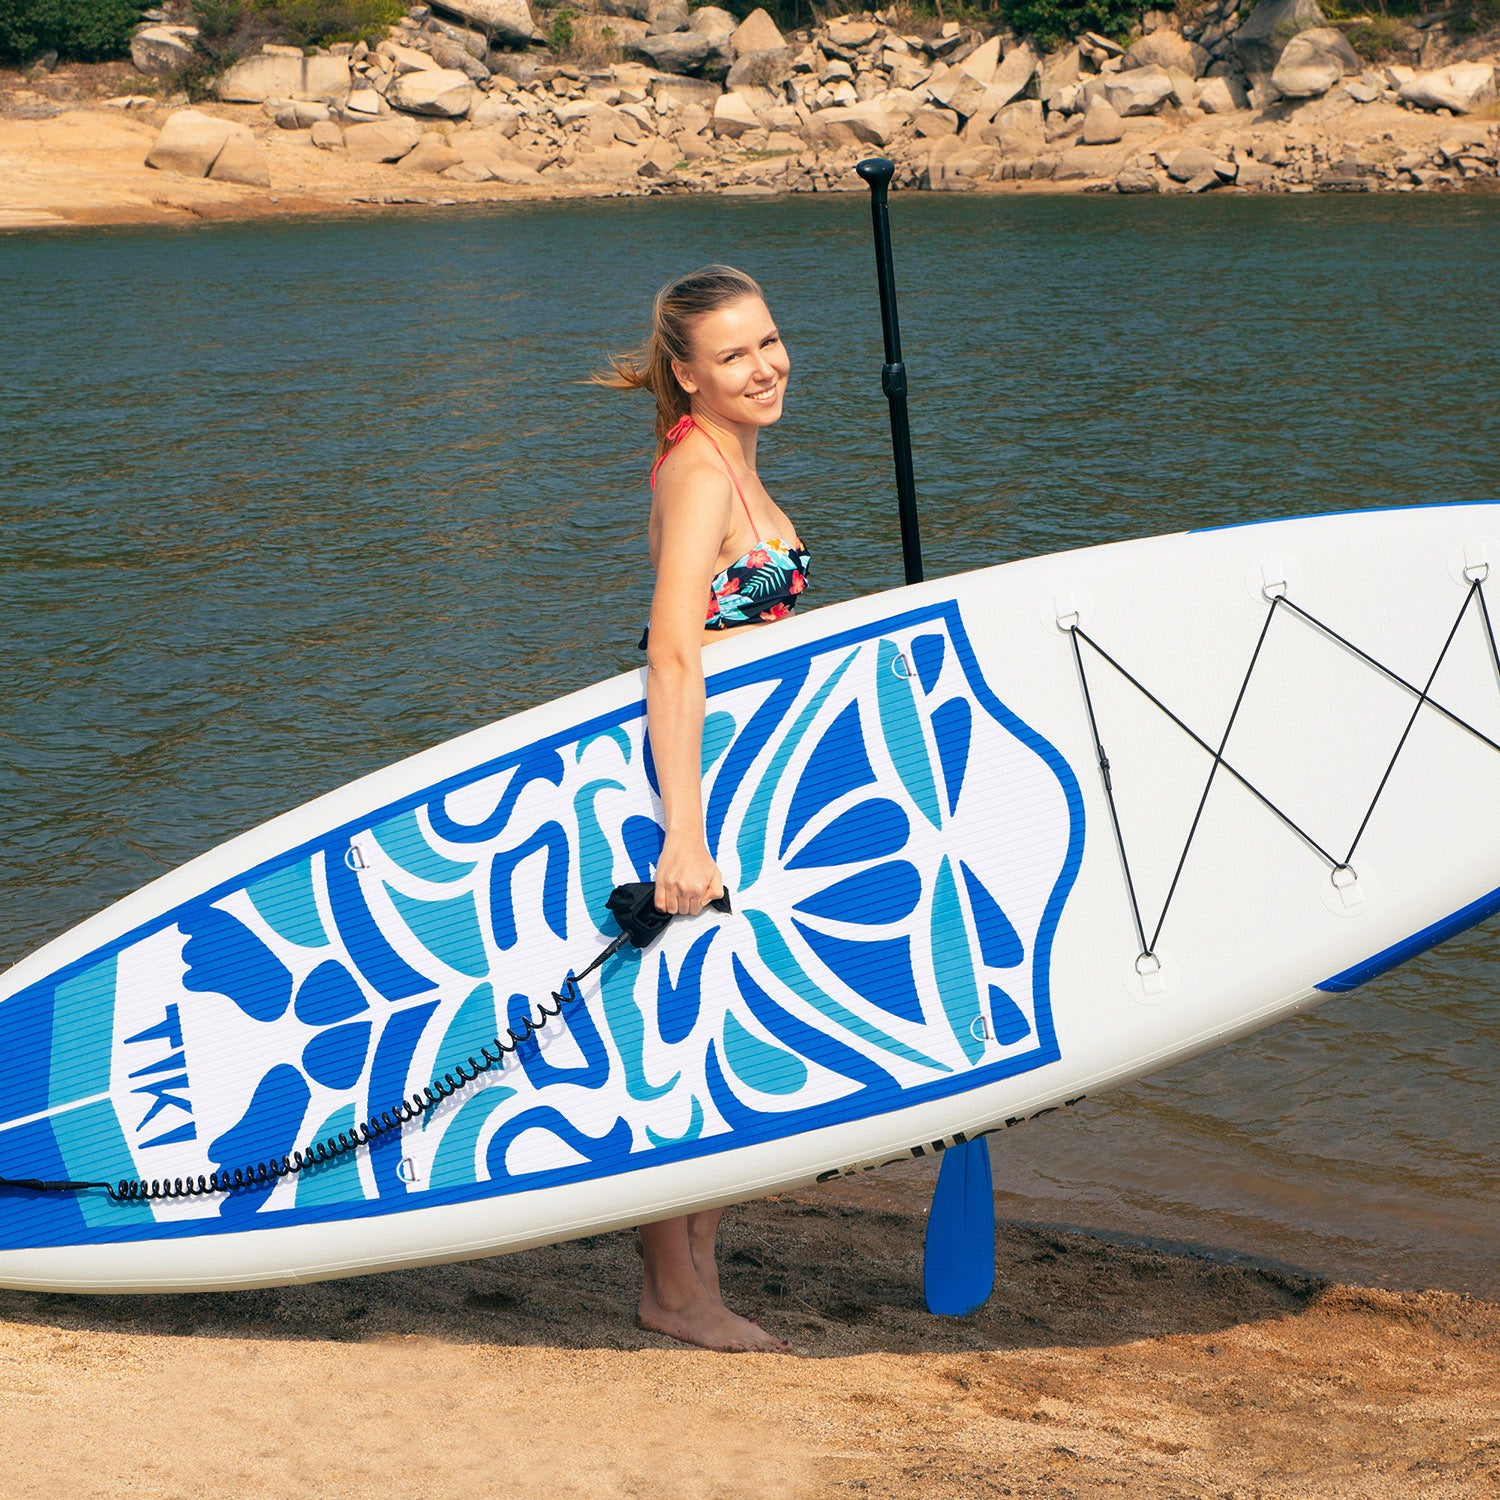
636;1215;789;1352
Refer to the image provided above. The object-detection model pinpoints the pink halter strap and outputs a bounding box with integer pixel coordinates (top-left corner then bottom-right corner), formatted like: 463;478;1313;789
649;414;757;532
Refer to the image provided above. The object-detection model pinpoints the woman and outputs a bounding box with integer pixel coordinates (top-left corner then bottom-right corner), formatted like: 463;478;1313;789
596;265;810;1353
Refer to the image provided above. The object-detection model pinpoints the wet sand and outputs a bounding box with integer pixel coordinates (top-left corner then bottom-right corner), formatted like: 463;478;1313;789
3;1169;1496;1498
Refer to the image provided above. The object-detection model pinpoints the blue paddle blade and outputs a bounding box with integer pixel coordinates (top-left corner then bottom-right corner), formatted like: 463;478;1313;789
923;1138;996;1316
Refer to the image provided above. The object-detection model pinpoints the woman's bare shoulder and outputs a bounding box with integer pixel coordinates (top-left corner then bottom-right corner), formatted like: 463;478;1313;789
652;447;734;523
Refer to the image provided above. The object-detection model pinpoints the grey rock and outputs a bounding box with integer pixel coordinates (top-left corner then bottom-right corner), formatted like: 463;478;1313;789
1098;64;1175;115
310;119;344;148
397;134;465;172
1196;74;1249;111
1234;0;1326;82
342;118;421;161
1122;30;1210;79
207;131;270;187
433;0;536;47
1398;62;1498;114
1115;164;1159;190
1271;27;1359;98
1167;144;1217;179
144;109;235;177
130;24;197;75
913;103;959;136
635;30;711;73
727;47;793;88
218;51;351;103
387;67;474;116
651;74;722;109
646;1;689;34
689;6;735;42
730;7;785;55
1080;96;1123;143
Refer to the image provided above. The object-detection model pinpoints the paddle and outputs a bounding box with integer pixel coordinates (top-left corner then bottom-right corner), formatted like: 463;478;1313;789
854;156;996;1317
924;1137;996;1317
854;157;924;587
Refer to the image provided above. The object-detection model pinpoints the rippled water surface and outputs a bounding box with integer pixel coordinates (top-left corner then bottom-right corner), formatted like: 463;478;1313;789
3;193;1498;1295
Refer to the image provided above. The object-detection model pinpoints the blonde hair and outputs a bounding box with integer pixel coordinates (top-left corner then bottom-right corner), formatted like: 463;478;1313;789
593;264;765;454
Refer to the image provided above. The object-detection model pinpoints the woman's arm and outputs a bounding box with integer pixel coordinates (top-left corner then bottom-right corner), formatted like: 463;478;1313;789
645;460;734;915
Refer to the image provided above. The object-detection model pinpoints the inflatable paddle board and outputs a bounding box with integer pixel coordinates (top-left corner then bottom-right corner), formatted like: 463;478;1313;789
3;502;1499;1293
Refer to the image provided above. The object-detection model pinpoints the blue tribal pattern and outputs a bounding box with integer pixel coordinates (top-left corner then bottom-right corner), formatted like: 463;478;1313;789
0;602;1083;1249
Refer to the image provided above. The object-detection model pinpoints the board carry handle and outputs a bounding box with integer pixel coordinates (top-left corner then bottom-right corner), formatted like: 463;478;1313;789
0;882;728;1205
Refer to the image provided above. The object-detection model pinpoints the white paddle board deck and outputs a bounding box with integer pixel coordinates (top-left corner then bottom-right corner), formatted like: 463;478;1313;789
3;502;1498;1292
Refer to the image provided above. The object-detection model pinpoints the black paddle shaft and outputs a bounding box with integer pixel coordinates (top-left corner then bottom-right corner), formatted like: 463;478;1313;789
855;156;924;587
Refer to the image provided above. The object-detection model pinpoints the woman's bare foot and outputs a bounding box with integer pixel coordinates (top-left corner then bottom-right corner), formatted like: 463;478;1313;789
636;1293;790;1352
636;1213;790;1353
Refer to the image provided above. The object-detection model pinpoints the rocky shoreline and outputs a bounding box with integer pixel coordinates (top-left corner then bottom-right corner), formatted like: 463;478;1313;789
1;0;1498;228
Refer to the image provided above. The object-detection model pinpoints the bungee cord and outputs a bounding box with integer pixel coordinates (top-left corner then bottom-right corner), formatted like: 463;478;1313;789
1068;575;1500;964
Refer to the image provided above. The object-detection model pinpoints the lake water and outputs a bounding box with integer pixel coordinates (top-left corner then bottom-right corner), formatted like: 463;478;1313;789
3;192;1498;1297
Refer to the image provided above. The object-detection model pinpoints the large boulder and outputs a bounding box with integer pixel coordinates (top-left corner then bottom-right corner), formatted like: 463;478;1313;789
1098;64;1175;115
397;134;465;173
689;4;736;69
981;98;1044;153
959;35;1002;85
1080;96;1124;143
1398;62;1497;114
144;109;232;175
689;6;735;42
1166;144;1217;180
636;30;710;72
431;0;536;46
1196;74;1249;112
130;24;197;75
145;110;269;184
1271;27;1359;98
652;74;721;108
342;118;420;161
730;7;784;55
469;95;521;129
1234;0;1326;82
646;0;689;33
990;42;1037;107
809;97;909;145
218;50;350;103
387;68;474;116
208;131;270;187
727;47;793;87
927;67;989;119
1122;29;1209;78
825;17;878;46
711;90;761;136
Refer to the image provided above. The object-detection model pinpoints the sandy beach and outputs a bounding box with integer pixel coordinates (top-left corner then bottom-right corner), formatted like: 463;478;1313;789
3;1162;1496;1498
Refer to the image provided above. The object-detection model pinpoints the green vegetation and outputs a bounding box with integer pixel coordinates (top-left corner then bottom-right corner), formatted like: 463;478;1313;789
0;0;146;64
1338;13;1410;57
546;2;575;53
994;0;1140;50
1451;0;1500;32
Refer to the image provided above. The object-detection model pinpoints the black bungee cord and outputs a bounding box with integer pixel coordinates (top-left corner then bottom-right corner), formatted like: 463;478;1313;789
1069;575;1500;963
0;882;728;1206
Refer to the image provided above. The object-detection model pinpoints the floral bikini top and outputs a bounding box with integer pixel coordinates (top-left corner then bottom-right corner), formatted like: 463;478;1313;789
639;414;811;648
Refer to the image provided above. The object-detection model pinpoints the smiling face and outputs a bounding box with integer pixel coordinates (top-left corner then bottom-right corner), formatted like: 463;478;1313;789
672;295;790;431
